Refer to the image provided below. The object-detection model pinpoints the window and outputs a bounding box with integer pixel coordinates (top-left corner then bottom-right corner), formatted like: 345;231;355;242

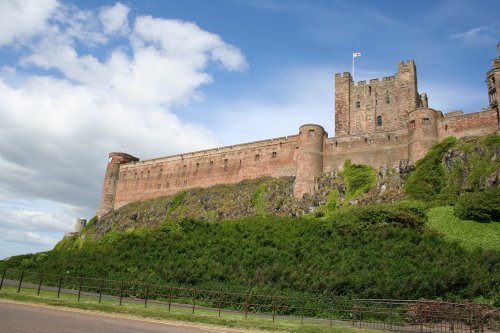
272;152;277;159
195;163;200;170
308;129;315;138
255;154;260;161
183;180;187;187
157;183;161;189
410;120;416;129
377;115;382;127
445;124;448;131
356;101;360;108
386;95;390;104
335;141;338;147
209;161;213;169
223;159;228;170
182;165;186;176
166;182;170;188
422;118;430;125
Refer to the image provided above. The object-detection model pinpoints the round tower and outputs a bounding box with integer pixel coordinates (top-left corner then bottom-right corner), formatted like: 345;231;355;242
293;124;326;197
408;108;439;163
74;218;87;232
96;152;139;218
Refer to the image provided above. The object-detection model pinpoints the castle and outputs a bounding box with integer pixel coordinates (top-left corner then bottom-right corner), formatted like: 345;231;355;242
96;44;500;218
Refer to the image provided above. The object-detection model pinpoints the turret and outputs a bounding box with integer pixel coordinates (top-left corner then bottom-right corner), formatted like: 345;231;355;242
334;72;352;137
486;42;500;110
408;108;440;163
96;152;139;218
293;124;326;197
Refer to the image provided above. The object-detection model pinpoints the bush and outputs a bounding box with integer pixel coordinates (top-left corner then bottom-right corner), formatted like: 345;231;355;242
405;136;457;204
341;160;376;201
454;188;500;222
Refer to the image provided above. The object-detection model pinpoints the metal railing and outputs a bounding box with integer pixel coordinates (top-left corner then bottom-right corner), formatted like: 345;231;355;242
0;268;497;332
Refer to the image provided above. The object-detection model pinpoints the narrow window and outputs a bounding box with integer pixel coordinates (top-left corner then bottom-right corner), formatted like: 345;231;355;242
272;152;277;159
157;183;161;189
209;161;213;169
386;94;390;104
182;165;186;176
377;115;382;127
364;138;368;144
183;180;187;186
422;118;430;125
166;182;170;188
410;120;416;129
356;101;360;108
308;129;315;138
335;141;338;147
223;159;228;170
387;135;391;141
445;124;448;131
255;154;260;161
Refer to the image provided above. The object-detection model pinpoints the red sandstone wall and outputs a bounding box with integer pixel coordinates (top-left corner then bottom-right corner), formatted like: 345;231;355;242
113;136;299;209
323;130;409;172
438;109;499;140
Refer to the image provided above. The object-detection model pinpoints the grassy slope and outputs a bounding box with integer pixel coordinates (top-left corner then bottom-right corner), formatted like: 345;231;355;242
427;206;500;251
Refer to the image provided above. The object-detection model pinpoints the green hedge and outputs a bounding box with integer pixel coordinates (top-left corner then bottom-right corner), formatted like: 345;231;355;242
454;187;500;222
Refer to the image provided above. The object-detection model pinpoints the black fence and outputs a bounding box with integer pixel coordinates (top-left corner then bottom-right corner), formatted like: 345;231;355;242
0;268;497;332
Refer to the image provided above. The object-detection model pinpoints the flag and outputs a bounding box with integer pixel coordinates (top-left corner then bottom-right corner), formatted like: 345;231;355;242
353;52;361;57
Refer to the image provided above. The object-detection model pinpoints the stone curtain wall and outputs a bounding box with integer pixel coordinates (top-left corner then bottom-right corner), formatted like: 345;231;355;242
113;136;299;209
438;109;499;140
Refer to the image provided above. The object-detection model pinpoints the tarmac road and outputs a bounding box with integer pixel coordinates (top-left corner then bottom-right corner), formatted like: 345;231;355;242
0;300;256;333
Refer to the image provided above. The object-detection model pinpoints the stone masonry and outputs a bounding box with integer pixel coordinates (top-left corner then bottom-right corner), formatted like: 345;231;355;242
96;44;500;218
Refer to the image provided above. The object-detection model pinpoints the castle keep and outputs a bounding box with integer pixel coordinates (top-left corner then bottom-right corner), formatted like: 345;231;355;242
96;44;500;218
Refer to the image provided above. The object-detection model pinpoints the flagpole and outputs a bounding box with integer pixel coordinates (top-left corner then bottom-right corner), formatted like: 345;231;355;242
352;55;355;82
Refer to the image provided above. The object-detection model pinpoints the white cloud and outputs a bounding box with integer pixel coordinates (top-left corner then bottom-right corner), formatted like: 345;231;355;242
0;0;59;46
99;2;130;35
449;25;500;44
0;228;57;247
0;1;248;257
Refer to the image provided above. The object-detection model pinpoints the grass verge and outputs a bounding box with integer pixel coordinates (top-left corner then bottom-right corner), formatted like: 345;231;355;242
427;206;500;251
0;285;382;333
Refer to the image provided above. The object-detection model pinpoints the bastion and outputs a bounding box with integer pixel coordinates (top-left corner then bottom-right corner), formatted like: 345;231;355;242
96;43;500;218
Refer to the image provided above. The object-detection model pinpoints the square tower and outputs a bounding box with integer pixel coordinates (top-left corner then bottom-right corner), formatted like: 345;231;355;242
334;61;421;137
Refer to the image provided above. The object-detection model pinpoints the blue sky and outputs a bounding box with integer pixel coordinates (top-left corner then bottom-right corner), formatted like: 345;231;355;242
0;0;499;259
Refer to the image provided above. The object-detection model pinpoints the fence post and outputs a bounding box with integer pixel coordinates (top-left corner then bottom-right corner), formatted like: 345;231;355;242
98;278;104;303
37;272;44;296
218;292;222;317
144;284;149;308
17;271;24;293
57;275;63;298
272;296;276;323
192;289;196;314
0;268;6;291
389;301;393;331
168;286;172;312
77;276;83;301
245;294;249;319
301;298;305;324
119;280;123;306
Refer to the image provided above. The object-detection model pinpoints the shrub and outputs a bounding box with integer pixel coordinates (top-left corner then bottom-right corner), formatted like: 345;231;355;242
405;136;457;203
454;188;500;222
341;160;376;201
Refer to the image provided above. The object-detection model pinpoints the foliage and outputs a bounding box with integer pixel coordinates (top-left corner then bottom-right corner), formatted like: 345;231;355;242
340;160;376;202
3;202;499;303
428;206;500;251
404;136;457;203
454;187;500;222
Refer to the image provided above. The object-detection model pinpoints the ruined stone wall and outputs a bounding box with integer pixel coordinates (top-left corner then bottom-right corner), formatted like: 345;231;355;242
113;136;299;209
438;109;499;140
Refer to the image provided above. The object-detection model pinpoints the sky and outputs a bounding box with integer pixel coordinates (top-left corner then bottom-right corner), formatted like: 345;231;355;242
0;0;499;259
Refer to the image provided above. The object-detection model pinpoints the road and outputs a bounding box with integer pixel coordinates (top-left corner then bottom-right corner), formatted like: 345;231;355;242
0;300;256;333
